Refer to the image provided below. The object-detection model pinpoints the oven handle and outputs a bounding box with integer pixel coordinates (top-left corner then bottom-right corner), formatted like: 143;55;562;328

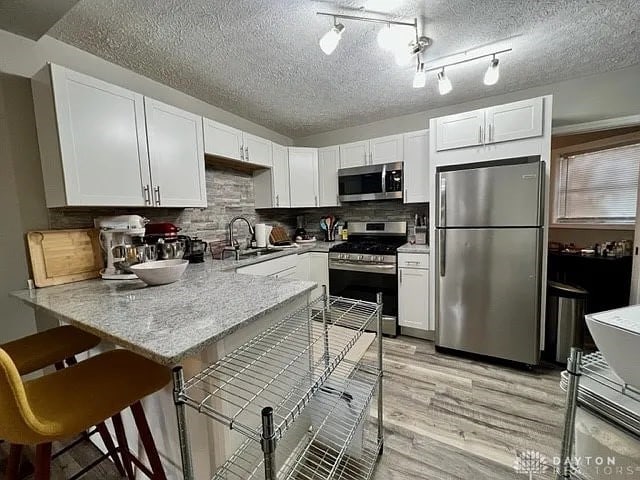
329;262;396;275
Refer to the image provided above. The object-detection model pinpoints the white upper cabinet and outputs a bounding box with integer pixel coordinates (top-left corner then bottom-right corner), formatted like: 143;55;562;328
403;130;429;204
243;133;272;167
339;140;369;168
370;134;404;165
32;64;207;208
32;64;150;207
485;97;543;144
203;119;272;167
145;98;207;207
288;147;319;207
272;143;291;208
252;142;289;209
203;118;243;161
318;146;340;207
435;109;485;151
435;97;545;151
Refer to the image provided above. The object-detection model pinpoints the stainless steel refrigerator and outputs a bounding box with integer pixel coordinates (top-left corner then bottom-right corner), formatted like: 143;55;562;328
435;158;544;365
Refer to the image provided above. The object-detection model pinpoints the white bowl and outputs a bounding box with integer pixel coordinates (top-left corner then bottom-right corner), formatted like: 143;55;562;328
129;259;188;286
585;306;640;388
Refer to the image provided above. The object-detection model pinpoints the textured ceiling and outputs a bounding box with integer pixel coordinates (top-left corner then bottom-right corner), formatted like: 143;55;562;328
0;0;79;40
46;0;640;137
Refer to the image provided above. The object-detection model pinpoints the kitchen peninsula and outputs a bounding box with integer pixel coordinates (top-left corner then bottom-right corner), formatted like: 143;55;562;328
11;261;317;479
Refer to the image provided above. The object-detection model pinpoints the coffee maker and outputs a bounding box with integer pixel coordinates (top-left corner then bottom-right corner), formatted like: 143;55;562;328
293;215;307;241
95;215;148;280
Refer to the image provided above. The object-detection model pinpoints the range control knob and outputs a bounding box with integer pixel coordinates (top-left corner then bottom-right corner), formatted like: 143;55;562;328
357;255;364;261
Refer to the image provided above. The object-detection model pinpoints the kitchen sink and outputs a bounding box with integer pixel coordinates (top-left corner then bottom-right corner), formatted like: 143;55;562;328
237;247;285;258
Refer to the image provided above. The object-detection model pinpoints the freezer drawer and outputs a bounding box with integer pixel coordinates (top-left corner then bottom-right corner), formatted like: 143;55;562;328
436;227;542;364
437;160;544;227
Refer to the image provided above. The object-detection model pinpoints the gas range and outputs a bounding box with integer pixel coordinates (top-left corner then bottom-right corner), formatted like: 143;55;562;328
328;221;407;336
328;221;406;269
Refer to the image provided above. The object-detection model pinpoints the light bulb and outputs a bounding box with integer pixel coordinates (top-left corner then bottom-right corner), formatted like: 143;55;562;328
377;24;393;50
394;45;412;66
319;23;345;55
483;57;500;85
437;69;452;95
413;63;426;88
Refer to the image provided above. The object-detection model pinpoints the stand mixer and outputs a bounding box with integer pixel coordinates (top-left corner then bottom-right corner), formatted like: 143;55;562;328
95;215;148;280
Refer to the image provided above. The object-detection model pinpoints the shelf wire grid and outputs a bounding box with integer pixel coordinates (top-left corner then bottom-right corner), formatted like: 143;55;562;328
560;351;640;436
211;361;381;480
179;295;380;443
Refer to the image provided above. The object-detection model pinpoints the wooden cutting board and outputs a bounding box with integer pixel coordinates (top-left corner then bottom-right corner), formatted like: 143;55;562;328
27;229;104;287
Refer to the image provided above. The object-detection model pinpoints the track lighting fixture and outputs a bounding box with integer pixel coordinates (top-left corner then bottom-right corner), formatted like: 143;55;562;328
437;68;452;95
483;56;500;85
413;61;426;88
316;10;511;89
319;21;345;55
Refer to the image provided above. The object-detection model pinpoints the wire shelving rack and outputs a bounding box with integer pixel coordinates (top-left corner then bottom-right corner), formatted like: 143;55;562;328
171;287;385;480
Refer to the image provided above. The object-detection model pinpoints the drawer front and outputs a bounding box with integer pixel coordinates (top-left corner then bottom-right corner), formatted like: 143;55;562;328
398;253;429;269
237;254;298;276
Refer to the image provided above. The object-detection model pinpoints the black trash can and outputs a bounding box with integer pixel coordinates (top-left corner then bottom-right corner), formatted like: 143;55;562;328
544;281;589;364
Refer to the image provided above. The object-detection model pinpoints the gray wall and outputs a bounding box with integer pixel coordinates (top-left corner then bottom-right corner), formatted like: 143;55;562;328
295;64;640;147
0;29;292;146
0;74;50;343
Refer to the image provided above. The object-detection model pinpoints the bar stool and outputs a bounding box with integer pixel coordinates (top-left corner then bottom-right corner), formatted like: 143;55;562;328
0;325;127;477
0;347;171;480
0;325;101;374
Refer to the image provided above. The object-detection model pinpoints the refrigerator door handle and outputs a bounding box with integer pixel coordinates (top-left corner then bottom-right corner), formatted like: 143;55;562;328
439;229;446;277
439;175;446;227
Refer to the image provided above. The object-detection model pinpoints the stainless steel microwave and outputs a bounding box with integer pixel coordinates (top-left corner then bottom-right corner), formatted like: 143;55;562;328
338;162;403;202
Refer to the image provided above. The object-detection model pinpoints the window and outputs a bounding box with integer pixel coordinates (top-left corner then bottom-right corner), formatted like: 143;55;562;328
555;142;640;225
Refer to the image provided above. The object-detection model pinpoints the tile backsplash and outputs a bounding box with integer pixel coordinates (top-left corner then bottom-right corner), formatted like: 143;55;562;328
49;165;427;253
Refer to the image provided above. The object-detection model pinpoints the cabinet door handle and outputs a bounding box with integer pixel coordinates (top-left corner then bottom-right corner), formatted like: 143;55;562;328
276;194;279;207
488;124;492;143
399;269;403;284
336;194;339;205
369;152;373;164
315;195;318;206
240;145;245;161
143;185;151;205
154;186;161;206
405;189;408;200
245;146;249;161
479;125;483;144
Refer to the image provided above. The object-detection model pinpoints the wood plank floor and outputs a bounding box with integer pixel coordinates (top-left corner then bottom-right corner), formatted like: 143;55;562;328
0;336;565;480
365;336;564;480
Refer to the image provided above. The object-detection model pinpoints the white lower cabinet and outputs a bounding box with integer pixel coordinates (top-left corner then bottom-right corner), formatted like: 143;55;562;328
296;252;329;299
236;255;298;277
398;253;431;332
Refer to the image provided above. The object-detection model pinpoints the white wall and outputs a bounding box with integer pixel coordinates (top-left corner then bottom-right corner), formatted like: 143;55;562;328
295;65;640;147
0;29;292;146
0;73;50;343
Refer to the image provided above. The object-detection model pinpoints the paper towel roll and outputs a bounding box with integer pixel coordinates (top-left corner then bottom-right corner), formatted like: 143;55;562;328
255;223;267;247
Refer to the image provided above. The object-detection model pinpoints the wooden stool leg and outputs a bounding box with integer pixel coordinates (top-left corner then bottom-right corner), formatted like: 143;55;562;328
130;401;167;480
6;444;23;480
95;420;126;476
112;413;135;480
34;443;52;480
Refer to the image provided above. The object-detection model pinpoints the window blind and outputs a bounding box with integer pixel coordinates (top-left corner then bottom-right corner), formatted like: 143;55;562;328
556;142;640;224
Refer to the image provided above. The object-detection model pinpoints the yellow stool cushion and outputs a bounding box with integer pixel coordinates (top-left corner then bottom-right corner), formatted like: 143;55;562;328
1;326;100;375
0;348;171;444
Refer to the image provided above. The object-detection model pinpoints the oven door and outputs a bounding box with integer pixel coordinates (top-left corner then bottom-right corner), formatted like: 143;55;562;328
329;263;398;336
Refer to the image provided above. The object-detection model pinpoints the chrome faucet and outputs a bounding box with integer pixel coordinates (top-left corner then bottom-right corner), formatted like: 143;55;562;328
228;216;254;248
221;216;254;260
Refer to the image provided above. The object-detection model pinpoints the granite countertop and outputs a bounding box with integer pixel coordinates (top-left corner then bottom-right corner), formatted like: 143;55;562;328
11;261;316;366
397;242;430;254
